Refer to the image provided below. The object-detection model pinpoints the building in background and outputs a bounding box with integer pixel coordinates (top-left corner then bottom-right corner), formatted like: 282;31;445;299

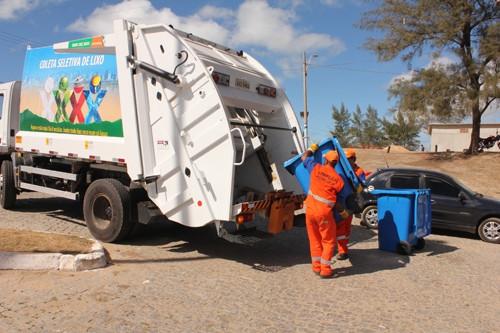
428;123;500;152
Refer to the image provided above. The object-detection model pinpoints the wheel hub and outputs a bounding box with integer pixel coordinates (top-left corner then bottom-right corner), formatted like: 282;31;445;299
483;221;500;241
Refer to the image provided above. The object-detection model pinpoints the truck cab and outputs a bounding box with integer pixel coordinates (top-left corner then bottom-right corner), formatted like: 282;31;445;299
0;81;21;157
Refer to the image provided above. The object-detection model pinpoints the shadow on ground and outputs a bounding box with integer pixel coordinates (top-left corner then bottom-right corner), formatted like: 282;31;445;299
5;195;465;275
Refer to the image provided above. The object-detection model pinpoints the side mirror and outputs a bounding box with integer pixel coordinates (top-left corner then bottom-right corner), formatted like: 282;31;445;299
458;191;466;201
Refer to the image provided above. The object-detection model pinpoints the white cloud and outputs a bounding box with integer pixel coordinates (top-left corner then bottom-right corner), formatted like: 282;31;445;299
320;0;342;6
231;0;345;56
425;56;455;69
0;0;63;20
389;70;416;87
66;0;231;45
0;0;30;20
67;0;180;35
63;0;345;77
197;5;234;20
388;56;457;87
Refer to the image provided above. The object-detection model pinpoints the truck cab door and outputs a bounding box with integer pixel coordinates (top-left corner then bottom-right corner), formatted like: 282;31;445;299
0;81;21;155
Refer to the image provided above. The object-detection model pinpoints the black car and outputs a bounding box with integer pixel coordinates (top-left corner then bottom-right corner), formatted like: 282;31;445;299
359;167;500;244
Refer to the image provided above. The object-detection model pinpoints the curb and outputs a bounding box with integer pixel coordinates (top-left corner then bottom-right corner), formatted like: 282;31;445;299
0;240;109;271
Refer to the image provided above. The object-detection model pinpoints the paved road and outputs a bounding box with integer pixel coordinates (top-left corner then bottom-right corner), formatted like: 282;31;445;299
0;192;499;332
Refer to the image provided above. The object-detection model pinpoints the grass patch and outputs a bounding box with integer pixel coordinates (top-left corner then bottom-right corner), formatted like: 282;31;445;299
0;228;94;254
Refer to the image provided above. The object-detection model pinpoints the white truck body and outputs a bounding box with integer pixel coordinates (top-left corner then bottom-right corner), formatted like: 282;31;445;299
0;19;305;243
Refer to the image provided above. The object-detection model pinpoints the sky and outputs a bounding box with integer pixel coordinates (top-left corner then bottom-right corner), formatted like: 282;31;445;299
0;0;498;149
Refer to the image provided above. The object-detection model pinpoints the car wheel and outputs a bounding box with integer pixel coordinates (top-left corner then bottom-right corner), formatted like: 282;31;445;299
361;205;378;229
397;241;412;255
478;218;500;244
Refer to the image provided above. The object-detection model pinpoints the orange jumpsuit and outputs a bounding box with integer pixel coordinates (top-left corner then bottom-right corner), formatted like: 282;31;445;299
304;158;345;277
336;164;365;255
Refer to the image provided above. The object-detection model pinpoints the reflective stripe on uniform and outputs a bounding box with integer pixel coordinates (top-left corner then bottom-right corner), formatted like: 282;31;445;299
337;235;348;241
321;258;332;265
311;256;321;262
308;190;335;207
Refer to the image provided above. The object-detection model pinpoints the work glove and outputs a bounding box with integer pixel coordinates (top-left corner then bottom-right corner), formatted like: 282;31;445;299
338;209;350;220
307;142;319;153
356;184;363;194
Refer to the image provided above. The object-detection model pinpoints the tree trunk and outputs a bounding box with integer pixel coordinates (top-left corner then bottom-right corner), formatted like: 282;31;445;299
468;104;481;155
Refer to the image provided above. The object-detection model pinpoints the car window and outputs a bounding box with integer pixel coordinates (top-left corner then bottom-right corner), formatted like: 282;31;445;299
388;174;419;189
425;177;461;198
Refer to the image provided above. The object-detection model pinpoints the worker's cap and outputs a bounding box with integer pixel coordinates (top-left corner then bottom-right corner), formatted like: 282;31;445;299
323;150;339;163
344;148;356;158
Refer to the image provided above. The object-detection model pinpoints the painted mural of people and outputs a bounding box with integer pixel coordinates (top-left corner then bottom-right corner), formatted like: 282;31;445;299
53;76;72;123
69;76;86;124
40;77;55;122
84;75;106;124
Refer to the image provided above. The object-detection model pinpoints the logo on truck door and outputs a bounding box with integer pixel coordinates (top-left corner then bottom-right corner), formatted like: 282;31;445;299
19;46;123;137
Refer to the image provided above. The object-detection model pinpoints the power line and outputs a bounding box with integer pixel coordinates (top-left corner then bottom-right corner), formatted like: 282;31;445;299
311;64;401;75
0;30;45;48
283;62;402;76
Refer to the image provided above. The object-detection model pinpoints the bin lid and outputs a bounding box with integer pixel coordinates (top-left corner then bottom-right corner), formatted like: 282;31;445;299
371;188;430;196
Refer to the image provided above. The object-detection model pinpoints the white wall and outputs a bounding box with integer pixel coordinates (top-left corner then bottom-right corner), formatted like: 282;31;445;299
430;126;500;152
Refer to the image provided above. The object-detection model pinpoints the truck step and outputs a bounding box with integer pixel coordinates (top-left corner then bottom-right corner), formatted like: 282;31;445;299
220;227;273;245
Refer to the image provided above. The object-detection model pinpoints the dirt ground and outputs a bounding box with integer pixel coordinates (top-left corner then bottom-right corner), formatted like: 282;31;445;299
1;147;499;253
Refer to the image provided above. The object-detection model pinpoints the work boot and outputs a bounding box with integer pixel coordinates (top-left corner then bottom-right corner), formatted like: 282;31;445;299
337;253;349;260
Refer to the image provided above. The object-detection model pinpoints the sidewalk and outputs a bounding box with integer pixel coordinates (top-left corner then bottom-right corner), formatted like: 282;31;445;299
0;192;106;271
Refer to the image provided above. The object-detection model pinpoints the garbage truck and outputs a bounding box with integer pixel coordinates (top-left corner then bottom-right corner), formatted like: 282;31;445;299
0;19;306;244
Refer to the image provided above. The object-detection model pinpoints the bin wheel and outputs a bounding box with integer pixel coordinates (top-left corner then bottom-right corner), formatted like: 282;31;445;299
414;238;426;250
396;241;412;255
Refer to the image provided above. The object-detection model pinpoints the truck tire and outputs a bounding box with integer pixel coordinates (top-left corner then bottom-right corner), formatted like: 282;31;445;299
83;178;132;243
0;160;17;209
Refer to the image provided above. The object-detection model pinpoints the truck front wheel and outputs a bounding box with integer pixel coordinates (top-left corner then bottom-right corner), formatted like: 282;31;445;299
0;160;17;209
83;178;132;243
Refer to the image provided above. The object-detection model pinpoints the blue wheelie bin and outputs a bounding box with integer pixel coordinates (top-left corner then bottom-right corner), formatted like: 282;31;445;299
371;189;431;255
283;137;364;208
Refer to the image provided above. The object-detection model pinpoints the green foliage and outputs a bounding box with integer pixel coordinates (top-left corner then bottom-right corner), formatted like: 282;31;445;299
381;111;421;151
330;103;422;149
350;105;387;148
357;0;500;154
364;105;386;147
329;102;352;146
20;109;124;137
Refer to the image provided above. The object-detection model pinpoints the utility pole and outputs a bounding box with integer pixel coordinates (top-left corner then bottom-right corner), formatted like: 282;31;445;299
302;52;317;148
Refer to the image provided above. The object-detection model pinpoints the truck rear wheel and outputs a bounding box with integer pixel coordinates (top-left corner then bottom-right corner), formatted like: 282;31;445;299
0;160;17;209
83;178;132;243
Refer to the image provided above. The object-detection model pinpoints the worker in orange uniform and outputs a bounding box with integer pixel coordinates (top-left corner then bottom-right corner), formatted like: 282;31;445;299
334;148;366;260
301;144;349;278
